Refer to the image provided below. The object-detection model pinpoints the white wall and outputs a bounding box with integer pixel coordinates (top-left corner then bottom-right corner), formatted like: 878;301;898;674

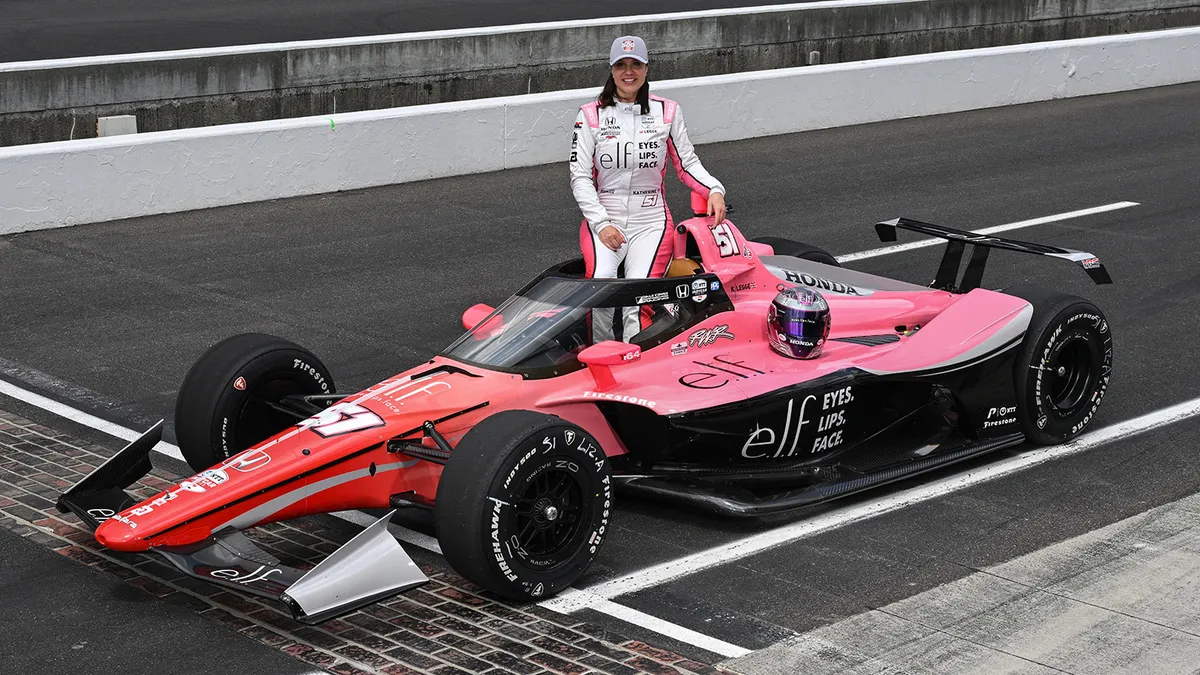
2;27;1198;235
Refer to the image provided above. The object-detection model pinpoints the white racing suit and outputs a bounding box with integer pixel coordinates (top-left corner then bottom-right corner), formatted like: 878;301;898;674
569;95;725;342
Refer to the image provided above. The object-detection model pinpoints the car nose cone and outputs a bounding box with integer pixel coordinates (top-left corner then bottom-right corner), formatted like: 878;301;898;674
95;517;145;551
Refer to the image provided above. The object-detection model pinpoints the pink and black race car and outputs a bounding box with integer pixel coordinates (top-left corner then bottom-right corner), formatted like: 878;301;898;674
58;208;1113;622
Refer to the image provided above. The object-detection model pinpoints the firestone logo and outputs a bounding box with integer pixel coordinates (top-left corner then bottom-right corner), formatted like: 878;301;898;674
583;391;657;408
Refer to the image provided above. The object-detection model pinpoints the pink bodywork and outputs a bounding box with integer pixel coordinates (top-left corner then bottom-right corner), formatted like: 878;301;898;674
478;213;1033;451
92;212;1032;553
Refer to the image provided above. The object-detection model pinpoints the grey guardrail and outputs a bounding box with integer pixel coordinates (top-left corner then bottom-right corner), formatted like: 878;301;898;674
3;28;1198;236
2;0;1199;147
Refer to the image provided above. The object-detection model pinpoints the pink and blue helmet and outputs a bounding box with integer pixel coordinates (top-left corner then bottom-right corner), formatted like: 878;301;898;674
767;287;830;359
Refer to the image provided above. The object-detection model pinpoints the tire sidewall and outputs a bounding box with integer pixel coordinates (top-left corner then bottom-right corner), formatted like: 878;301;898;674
1021;306;1113;443
751;237;841;267
479;423;612;600
209;350;334;461
176;335;335;472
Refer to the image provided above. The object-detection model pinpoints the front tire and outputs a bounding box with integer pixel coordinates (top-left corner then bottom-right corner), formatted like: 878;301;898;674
435;411;613;601
1007;285;1113;445
174;333;335;472
751;236;841;267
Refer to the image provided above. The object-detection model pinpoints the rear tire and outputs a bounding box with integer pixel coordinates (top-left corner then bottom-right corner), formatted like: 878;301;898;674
435;410;613;601
1006;285;1113;445
751;236;841;267
174;333;335;472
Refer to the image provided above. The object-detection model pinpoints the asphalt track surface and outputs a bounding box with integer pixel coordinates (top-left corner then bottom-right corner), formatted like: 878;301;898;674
2;81;1200;669
1;0;810;62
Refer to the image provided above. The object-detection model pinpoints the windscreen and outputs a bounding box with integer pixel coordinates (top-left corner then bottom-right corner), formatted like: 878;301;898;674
443;274;728;377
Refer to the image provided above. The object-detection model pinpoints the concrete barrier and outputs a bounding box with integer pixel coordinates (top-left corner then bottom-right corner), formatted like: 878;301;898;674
3;0;1199;146
2;28;1198;236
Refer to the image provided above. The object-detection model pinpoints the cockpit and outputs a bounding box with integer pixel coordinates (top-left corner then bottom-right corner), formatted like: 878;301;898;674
442;259;731;378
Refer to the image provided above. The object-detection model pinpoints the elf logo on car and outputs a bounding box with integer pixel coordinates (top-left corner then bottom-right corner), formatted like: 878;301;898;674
679;355;765;389
209;565;283;586
742;386;855;458
378;377;452;405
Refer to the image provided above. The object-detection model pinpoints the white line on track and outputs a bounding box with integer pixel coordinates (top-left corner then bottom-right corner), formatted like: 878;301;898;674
0;199;1148;659
550;589;752;658
0;378;185;461
836;201;1140;263
544;395;1200;613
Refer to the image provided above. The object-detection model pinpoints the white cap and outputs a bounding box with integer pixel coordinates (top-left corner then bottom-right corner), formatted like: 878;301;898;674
609;36;649;65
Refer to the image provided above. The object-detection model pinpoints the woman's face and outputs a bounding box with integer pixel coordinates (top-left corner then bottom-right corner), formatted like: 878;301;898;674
611;57;647;100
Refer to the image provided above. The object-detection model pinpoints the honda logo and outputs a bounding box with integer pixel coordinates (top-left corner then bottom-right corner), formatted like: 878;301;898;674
230;449;270;473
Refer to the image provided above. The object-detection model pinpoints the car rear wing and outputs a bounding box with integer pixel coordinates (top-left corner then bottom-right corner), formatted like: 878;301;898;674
874;217;1113;292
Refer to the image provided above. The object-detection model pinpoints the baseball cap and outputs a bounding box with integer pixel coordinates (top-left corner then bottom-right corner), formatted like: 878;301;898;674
609;36;649;65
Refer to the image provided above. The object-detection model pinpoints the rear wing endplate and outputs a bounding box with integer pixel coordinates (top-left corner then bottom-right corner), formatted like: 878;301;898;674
874;217;1112;292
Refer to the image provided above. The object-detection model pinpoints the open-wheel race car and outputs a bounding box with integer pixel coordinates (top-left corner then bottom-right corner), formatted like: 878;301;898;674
57;204;1114;622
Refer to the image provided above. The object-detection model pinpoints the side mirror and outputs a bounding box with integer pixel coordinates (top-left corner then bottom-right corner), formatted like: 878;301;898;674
462;303;495;331
578;341;640;391
578;341;641;366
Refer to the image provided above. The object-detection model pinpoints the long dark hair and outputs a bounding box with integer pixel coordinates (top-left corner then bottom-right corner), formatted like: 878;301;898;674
598;73;650;114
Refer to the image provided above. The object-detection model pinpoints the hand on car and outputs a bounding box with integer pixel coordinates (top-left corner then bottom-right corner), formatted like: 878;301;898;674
598;225;626;251
707;192;727;228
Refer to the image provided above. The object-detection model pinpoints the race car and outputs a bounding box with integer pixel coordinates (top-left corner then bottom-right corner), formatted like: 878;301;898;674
57;204;1113;622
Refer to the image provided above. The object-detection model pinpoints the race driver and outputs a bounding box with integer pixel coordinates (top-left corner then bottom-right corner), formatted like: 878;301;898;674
569;35;727;342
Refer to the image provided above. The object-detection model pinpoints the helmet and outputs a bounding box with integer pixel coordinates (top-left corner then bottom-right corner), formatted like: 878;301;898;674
767;287;830;359
665;257;703;278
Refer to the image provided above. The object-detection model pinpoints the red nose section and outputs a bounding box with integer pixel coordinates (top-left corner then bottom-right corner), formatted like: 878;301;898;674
95;517;148;552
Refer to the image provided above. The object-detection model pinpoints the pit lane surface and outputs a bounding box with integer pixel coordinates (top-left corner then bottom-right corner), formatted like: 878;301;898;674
2;82;1199;668
0;0;809;62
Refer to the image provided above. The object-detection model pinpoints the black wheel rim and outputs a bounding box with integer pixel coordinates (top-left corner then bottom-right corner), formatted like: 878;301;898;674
1048;337;1096;413
511;469;585;565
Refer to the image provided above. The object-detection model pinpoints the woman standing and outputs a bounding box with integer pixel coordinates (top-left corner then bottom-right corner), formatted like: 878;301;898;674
569;35;727;342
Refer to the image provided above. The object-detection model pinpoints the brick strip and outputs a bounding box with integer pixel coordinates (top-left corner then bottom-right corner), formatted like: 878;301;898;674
0;407;741;675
